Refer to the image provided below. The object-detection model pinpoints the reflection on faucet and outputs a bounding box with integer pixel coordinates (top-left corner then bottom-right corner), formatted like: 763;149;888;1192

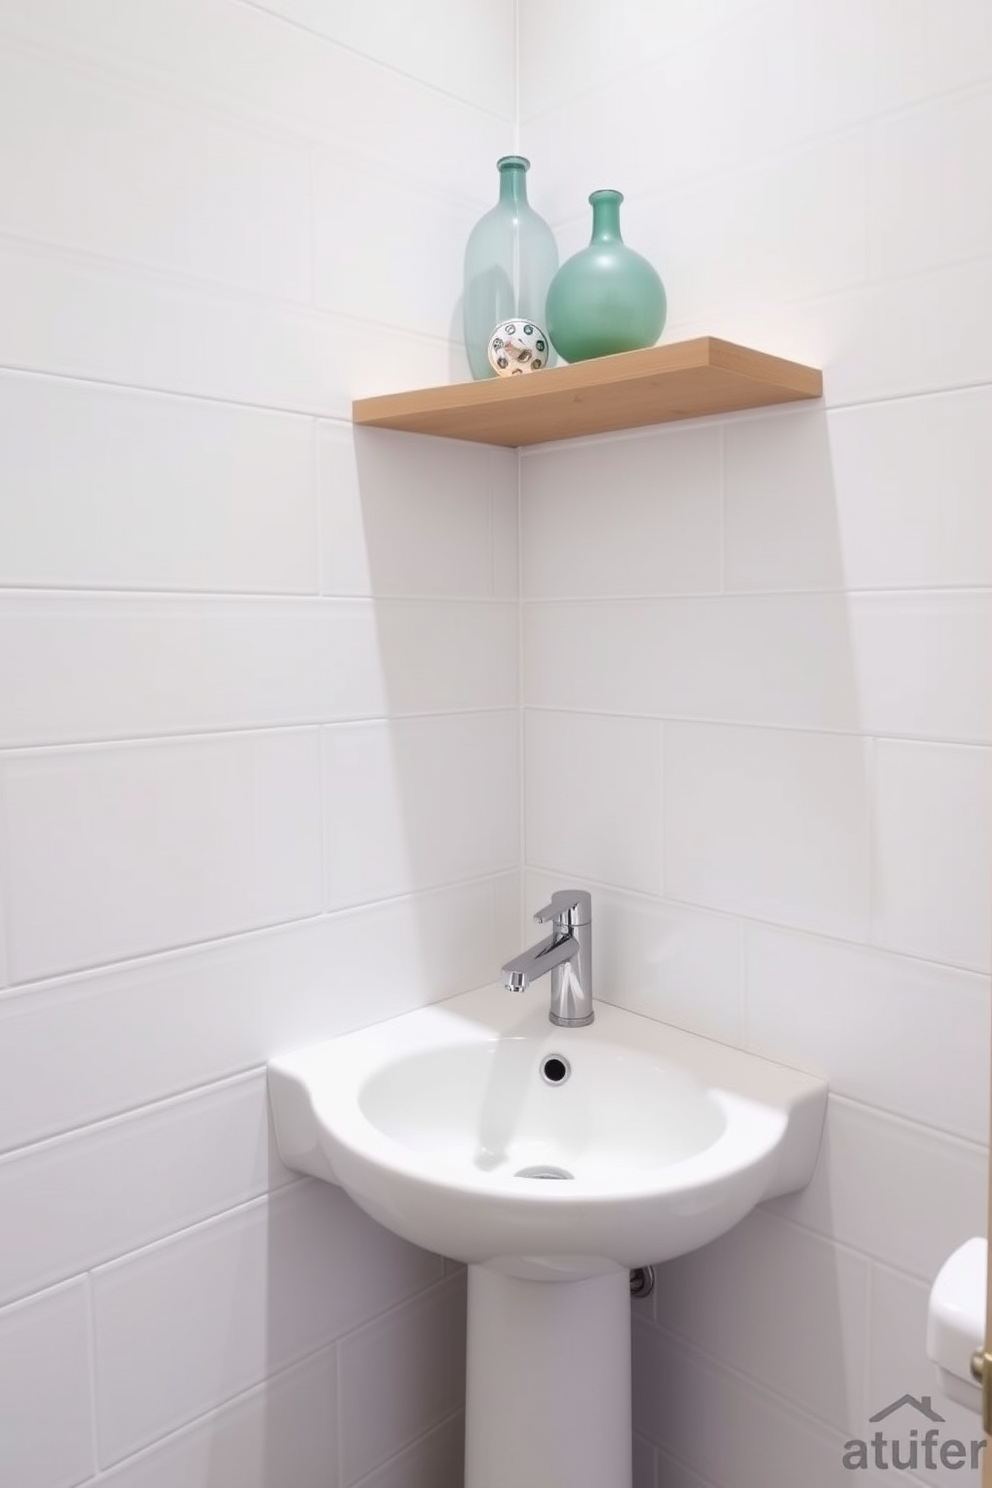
501;889;593;1027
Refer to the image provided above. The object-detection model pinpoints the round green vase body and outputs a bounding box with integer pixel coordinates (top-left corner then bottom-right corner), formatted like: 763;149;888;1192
463;155;559;381
546;190;666;363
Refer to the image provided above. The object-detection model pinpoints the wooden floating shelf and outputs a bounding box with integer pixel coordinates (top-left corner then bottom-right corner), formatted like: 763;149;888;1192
351;337;823;449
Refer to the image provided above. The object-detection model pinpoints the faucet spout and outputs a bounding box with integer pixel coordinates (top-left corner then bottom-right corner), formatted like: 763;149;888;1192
500;889;594;1027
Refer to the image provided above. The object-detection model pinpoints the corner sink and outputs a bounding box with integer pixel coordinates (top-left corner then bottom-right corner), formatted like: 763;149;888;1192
268;982;826;1279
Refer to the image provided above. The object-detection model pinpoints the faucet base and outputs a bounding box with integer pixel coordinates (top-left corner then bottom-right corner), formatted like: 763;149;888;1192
550;1010;595;1028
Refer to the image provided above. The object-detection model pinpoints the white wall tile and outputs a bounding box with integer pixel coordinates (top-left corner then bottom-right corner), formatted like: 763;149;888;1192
0;0;508;192
829;389;992;591
524;596;865;731
1;729;324;981
647;130;867;326
766;1096;987;1284
0;372;318;594
650;1207;869;1433
520;424;722;598
869;85;992;283
0;40;311;298
0;594;517;747
323;712;519;908
867;1266;985;1487
92;1182;443;1467
0;238;452;417
338;1275;466;1484
725;393;992;594
322;425;517;599
744;925;990;1142
246;0;515;116
524;710;663;893
97;1348;338;1488
665;724;872;940
0;878;517;1153
313;154;474;341
850;593;992;744
872;741;992;972
355;1415;464;1488
0;1280;93;1488
0;1073;292;1306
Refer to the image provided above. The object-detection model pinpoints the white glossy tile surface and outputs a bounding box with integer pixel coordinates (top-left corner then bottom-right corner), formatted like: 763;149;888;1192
323;712;519;908
872;741;992;971
1;730;324;981
0;373;318;594
92;1183;443;1465
664;724;872;940
0;1281;93;1488
524;711;663;893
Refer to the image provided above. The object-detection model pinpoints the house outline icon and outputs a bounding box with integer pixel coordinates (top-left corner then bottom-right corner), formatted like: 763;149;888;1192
869;1394;945;1424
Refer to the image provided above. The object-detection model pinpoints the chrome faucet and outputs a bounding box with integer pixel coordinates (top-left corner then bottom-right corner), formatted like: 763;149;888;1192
501;889;593;1027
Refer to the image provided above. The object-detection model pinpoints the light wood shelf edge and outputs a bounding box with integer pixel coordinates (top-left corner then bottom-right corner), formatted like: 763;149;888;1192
351;337;823;449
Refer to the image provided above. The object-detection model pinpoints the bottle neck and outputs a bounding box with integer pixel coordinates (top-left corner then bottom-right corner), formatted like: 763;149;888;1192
497;155;530;207
589;189;624;242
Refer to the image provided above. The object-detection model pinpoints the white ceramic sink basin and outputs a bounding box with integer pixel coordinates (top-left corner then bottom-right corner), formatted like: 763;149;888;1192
269;984;826;1278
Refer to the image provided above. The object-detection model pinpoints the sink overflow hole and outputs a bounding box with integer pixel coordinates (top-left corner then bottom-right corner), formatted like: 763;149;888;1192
515;1164;574;1180
540;1054;571;1085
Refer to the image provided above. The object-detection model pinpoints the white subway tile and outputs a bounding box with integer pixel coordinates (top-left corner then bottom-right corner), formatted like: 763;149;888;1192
870;85;992;283
524;596;867;730
323;713;519;908
322;425;516;599
766;1096;987;1283
338;1275;466;1484
0;42;311;298
372;601;518;715
0;238;451;417
829;389;992;590
723;408;848;594
0;594;517;747
632;1320;876;1488
0;0;507;192
248;0;514;116
92;1182;443;1466
520;425;722;598
0;878;517;1153
651;130;867;327
0;1073;292;1306
1;730;324;981
526;873;744;1045
524;711;663;893
97;1348;337;1488
651;1207;868;1433
872;741;992;972
664;724;872;940
0;372;318;594
313;154;474;341
355;1414;464;1488
867;1266;985;1486
0;1280;93;1488
744;924;990;1142
850;593;992;744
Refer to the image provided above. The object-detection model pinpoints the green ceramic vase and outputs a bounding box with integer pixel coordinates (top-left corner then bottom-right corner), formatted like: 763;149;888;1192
546;189;666;362
462;155;559;381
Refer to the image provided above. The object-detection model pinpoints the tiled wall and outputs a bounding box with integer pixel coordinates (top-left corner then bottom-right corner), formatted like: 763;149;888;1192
519;4;992;1487
0;3;519;1485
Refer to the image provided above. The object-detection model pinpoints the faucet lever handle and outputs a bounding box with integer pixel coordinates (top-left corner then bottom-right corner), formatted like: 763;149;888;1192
533;889;592;931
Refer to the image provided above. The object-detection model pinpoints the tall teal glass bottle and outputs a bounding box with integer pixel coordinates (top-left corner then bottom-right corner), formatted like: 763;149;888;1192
546;189;666;362
463;156;559;380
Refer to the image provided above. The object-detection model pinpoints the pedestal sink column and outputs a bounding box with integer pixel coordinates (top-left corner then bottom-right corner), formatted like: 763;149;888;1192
465;1264;632;1488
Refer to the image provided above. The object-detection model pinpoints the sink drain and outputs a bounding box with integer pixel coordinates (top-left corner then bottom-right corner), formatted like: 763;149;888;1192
514;1164;574;1180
